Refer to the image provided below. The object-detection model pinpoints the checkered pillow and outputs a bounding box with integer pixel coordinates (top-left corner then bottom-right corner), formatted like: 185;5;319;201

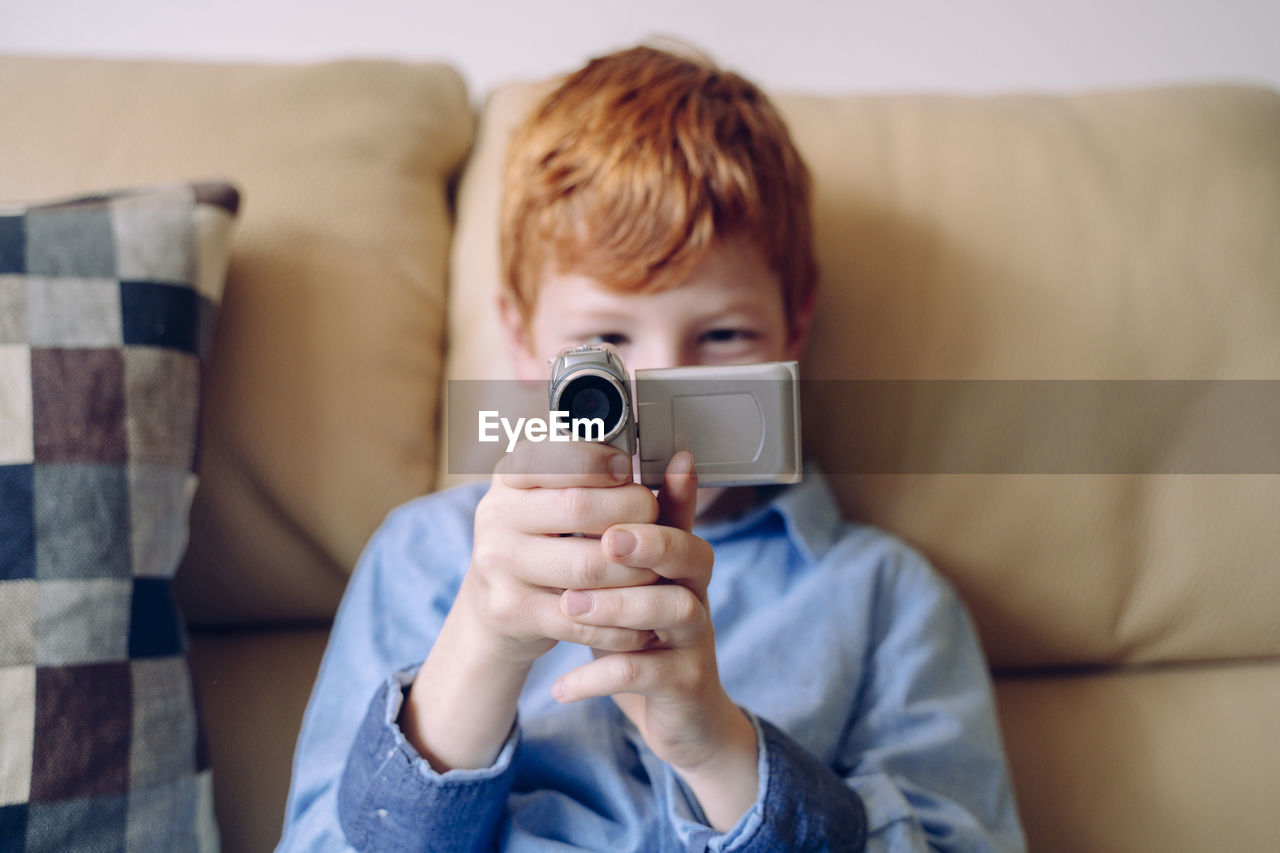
0;183;237;851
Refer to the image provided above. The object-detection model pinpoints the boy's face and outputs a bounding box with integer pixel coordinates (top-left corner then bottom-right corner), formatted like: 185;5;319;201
502;237;809;380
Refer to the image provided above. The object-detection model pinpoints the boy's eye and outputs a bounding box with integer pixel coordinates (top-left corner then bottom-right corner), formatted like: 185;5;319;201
700;329;756;344
583;333;630;347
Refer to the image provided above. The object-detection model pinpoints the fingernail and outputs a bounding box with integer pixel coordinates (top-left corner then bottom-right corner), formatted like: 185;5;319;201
551;681;565;701
671;451;694;476
609;529;637;558
610;453;632;482
563;590;592;616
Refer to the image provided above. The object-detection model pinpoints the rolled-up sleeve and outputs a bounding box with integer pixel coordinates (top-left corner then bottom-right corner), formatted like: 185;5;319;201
277;487;487;852
338;672;519;852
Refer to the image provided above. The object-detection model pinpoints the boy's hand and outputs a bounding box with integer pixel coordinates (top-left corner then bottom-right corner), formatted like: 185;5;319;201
403;439;660;772
549;452;760;830
458;439;663;664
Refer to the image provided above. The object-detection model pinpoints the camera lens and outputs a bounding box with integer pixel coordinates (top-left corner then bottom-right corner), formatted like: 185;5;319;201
571;387;610;421
561;374;625;435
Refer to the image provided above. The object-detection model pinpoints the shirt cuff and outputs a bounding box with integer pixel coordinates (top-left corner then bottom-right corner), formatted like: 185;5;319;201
337;668;519;851
670;711;868;852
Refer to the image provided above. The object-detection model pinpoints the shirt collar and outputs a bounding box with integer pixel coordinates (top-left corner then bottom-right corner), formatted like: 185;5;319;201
694;464;843;565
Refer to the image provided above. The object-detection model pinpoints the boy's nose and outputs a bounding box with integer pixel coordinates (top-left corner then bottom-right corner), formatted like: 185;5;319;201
627;339;694;372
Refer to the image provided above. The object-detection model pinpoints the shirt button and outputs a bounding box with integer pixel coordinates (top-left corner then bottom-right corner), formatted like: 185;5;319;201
375;809;388;820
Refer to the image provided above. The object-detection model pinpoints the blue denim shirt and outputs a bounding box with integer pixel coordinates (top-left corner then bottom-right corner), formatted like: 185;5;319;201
279;472;1025;851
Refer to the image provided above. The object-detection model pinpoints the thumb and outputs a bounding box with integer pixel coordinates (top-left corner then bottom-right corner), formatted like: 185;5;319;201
656;450;697;531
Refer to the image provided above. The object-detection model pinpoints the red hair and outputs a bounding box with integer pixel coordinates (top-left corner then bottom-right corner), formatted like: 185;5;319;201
500;45;815;326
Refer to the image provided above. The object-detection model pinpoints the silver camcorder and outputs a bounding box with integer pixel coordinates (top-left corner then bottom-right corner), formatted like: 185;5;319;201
548;344;802;487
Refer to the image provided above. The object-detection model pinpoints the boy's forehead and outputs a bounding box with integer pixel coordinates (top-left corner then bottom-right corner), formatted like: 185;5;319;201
530;240;785;317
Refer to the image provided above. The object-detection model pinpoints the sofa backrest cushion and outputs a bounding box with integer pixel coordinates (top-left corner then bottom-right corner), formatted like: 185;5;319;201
447;81;1280;670
0;57;475;624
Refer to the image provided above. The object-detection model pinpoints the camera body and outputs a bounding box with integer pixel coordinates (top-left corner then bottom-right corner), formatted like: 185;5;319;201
548;344;802;487
546;345;638;457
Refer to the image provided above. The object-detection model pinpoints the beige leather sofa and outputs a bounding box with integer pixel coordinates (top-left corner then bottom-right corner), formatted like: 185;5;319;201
3;56;1278;852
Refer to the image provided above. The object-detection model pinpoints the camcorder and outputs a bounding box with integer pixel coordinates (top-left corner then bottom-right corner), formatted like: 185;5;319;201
548;344;802;487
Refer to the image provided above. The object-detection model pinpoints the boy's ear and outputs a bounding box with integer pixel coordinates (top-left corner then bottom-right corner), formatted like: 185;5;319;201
498;291;545;380
785;286;818;362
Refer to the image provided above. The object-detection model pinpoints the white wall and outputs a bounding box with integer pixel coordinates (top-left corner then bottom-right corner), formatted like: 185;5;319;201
3;0;1278;97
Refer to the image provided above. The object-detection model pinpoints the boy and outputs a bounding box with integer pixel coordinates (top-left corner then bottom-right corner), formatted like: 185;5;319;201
280;46;1025;851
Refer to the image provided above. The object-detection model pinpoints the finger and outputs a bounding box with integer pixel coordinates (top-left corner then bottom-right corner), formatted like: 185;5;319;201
552;649;696;704
602;523;713;590
496;439;633;490
544;619;657;653
480;534;660;590
488;481;658;536
656;450;698;532
485;584;655;652
560;584;705;634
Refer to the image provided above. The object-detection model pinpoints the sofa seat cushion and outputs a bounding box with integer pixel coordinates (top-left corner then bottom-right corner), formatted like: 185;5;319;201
188;626;330;853
995;658;1280;852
